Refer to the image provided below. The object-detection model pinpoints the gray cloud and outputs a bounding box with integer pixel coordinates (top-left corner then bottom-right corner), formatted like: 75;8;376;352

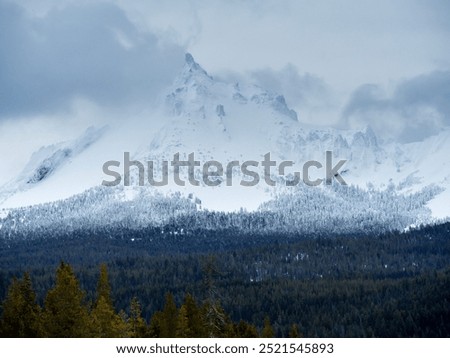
342;71;450;142
218;64;336;126
249;65;333;110
0;0;184;118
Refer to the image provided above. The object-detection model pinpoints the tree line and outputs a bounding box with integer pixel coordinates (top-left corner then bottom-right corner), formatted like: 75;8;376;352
0;262;299;338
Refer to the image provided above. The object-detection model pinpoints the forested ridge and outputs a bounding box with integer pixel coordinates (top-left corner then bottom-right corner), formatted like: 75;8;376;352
0;222;449;337
0;183;441;241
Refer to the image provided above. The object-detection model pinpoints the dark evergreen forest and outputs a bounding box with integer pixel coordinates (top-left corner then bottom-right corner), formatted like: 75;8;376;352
1;221;449;337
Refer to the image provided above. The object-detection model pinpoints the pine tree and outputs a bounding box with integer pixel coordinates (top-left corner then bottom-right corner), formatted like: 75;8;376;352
202;256;227;337
148;311;164;338
182;293;204;337
233;320;259;338
201;301;228;338
91;264;128;337
42;262;91;337
289;324;301;338
176;305;191;338
128;297;148;338
96;263;113;307
160;293;178;338
0;273;41;337
261;316;275;338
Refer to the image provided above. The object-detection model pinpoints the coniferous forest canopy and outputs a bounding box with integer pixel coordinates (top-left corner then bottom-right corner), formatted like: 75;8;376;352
0;221;449;338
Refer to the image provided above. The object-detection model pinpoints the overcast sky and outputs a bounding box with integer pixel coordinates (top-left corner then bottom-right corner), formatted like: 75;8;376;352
1;0;449;143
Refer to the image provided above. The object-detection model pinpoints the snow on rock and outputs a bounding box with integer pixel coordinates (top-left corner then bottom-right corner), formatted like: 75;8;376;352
0;126;107;206
0;53;450;229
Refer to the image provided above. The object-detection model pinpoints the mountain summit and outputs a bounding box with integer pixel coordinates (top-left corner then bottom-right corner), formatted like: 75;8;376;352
0;54;450;220
184;53;211;78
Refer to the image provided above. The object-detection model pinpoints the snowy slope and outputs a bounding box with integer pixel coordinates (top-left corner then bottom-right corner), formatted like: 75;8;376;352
0;126;106;206
0;53;449;222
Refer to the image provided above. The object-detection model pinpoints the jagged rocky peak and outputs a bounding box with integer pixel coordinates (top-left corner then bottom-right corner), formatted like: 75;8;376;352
166;53;299;121
184;53;201;71
181;53;212;82
272;95;298;121
168;53;214;101
352;125;379;148
166;56;212;115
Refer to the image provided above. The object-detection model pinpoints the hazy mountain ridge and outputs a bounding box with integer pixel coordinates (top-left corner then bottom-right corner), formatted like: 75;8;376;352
0;54;449;239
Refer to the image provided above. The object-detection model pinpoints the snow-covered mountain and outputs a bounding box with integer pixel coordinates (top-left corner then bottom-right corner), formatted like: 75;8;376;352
0;53;449;234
